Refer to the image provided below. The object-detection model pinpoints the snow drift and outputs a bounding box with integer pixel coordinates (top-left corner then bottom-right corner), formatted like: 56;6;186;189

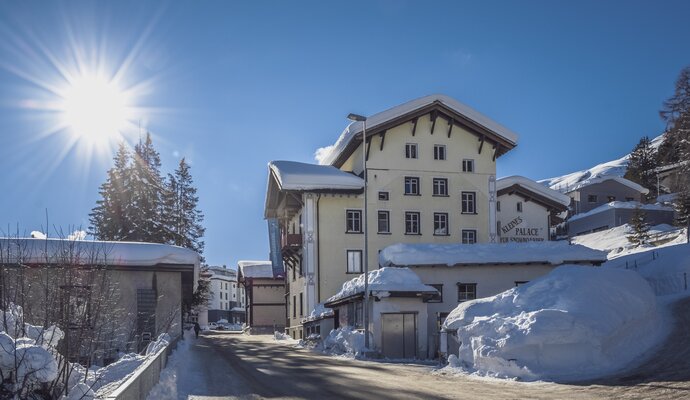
442;265;662;381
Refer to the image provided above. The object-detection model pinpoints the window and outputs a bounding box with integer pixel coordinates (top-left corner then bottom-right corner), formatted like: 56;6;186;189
299;293;303;317
427;284;443;303
405;143;418;159
378;191;389;201
377;211;390;233
292;295;296;318
434;145;446;160
517;202;523;212
607;196;616;202
457;283;477;302
587;194;598;203
496;201;501;212
461;192;476;214
432;178;448;196
462;159;474;172
346;209;362;233
347;250;362;273
434;213;449;236
405;212;421;235
404;177;420;195
461;229;477;244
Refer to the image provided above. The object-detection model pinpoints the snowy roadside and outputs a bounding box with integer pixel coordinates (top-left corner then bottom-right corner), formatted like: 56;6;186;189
146;329;194;400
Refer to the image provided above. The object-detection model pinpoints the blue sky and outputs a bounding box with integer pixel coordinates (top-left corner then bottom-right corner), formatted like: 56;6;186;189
0;1;689;267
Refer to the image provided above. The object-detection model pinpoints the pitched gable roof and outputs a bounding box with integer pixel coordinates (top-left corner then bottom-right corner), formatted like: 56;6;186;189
317;94;519;167
497;175;571;211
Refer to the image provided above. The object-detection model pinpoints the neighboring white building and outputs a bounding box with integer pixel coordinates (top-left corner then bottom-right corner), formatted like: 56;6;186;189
265;94;519;339
496;176;571;242
206;265;246;324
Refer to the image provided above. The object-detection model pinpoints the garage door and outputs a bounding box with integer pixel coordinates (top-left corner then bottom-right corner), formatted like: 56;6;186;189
381;313;417;359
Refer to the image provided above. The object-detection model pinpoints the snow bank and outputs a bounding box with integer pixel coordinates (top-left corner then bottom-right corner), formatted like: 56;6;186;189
568;201;674;222
269;160;364;190
572;223;684;258
605;242;690;296
442;265;662;381
320;326;368;356
316;94;519;166
379;242;606;267
325;267;437;304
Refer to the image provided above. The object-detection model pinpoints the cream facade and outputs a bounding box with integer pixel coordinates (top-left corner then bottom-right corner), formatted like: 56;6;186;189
266;95;519;339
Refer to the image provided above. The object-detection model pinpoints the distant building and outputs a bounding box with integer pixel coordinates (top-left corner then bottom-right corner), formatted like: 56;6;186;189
655;161;689;195
237;260;285;334
563;176;648;215
567;201;675;237
206;265;245;324
496;176;570;242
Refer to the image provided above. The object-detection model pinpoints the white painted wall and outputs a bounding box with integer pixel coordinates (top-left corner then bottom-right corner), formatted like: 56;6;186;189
497;193;550;243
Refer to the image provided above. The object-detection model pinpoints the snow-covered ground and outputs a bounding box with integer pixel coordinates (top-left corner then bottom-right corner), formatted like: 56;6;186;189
572;223;686;258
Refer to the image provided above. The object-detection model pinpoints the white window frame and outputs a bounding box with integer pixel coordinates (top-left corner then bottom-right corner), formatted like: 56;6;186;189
462;159;475;173
432;178;448;196
377;210;390;234
405;143;418;159
433;144;446;160
404;176;420;195
517;202;523;212
457;283;477;302
346;209;362;233
461;191;476;214
433;212;449;236
461;229;477;244
346;250;363;274
405;211;421;235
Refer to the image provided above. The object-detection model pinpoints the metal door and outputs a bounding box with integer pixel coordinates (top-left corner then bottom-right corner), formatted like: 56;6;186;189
381;313;417;359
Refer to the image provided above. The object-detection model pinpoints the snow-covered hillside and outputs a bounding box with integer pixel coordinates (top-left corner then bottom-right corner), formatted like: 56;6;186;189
539;134;664;192
572;224;686;258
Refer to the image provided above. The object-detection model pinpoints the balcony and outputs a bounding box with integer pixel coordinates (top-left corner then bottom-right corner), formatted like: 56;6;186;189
281;233;302;249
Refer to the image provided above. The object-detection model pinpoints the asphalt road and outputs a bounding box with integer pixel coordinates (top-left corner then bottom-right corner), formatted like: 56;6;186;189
172;298;690;400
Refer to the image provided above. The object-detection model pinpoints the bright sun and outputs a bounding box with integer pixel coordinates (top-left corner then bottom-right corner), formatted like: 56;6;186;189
60;75;130;144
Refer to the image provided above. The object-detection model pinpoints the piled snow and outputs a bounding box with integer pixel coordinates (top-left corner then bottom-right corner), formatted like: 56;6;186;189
302;303;334;323
0;238;200;267
379;242;606;268
319;326;368;356
316;94;519;165
147;329;193;400
269;160;364;190
572;223;684;258
605;242;690;296
539;134;664;191
568;201;674;222
442;265;663;381
30;231;47;239
274;331;297;342
325;267;438;304
237;260;275;278
497;176;571;206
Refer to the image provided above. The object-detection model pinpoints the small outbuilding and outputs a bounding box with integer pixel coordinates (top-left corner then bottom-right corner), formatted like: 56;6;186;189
237;260;286;334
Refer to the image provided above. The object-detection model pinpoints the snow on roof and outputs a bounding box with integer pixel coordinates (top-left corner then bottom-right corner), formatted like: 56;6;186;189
0;238;200;267
379;242;607;268
539;134;664;192
497;176;571;207
568;201;674;222
237;260;276;278
301;303;335;323
325;267;438;304
316;94;519;166
561;176;649;195
269;160;364;191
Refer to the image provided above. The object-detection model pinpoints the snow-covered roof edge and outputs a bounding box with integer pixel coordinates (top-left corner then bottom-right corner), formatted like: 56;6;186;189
325;267;438;305
564;176;649;195
317;94;519;166
268;160;364;191
0;238;200;267
237;260;278;278
497;175;571;207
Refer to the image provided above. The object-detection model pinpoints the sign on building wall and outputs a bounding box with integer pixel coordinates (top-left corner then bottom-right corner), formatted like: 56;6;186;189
267;218;284;276
499;216;546;243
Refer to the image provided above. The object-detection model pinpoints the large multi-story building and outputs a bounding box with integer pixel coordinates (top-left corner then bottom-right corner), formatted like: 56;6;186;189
264;94;519;339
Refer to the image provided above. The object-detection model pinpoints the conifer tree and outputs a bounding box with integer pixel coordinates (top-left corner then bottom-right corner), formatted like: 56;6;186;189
627;207;651;246
128;133;166;242
659;66;690;167
89;143;132;240
163;158;205;254
674;190;690;228
624;136;658;199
